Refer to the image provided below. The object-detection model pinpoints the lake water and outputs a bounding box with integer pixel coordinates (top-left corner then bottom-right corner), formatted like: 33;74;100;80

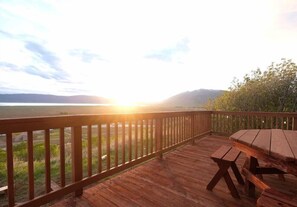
0;102;114;106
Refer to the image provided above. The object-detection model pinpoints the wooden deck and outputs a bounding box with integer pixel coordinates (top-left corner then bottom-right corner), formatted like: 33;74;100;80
52;135;297;207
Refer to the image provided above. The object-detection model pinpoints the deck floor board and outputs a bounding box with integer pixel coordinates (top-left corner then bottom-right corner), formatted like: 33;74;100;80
52;135;297;207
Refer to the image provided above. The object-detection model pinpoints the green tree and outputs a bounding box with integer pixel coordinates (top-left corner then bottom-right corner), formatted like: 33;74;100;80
209;59;297;112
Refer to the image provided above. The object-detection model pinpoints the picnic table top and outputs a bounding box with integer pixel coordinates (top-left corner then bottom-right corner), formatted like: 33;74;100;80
230;129;297;164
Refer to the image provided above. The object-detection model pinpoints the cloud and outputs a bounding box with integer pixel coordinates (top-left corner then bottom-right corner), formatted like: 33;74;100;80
23;41;69;80
0;30;14;38
0;29;68;80
0;61;66;81
145;38;190;62
0;62;18;71
25;41;60;70
69;49;105;63
23;65;53;80
283;11;297;28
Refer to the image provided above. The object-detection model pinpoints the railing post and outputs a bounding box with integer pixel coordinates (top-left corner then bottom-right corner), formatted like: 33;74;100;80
294;116;297;130
155;117;163;159
6;133;15;207
71;126;83;196
191;113;195;144
208;111;212;134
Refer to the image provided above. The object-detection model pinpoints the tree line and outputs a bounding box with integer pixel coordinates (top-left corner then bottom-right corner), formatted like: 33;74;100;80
207;59;297;112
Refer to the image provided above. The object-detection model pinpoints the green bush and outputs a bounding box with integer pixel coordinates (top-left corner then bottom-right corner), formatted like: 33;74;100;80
0;148;6;162
13;142;59;161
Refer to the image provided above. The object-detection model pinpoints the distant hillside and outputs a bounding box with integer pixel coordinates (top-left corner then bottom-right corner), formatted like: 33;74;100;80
0;94;112;104
161;89;225;107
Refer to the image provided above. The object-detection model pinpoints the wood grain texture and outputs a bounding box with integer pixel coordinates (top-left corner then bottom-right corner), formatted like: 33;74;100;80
52;136;268;207
257;188;297;207
59;128;66;187
271;129;295;161
283;130;297;162
238;129;259;146
230;130;247;140
252;129;271;154
210;145;231;160
27;131;34;199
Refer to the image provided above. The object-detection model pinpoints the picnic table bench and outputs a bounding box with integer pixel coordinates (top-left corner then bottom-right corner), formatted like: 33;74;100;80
206;145;244;198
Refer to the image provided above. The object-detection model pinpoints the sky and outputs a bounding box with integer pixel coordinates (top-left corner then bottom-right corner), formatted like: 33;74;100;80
0;0;297;104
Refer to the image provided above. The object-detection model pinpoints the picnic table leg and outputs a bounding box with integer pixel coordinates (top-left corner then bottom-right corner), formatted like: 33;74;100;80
255;159;263;180
207;162;230;191
245;156;257;197
231;162;244;185
222;169;240;198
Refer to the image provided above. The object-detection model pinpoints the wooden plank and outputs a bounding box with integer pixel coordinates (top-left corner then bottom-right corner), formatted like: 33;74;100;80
150;119;154;153
98;124;102;173
71;126;83;196
163;118;167;148
176;117;179;143
27;131;34;199
122;120;126;164
222;147;241;162
6;133;15;206
87;125;92;176
182;116;185;140
238;129;259;145
100;180;158;206
241;168;270;191
106;123;111;170
140;119;143;157
83;190;117;207
210;145;231;160
271;129;295;161
128;121;132;162
134;120;138;160
283;130;297;162
171;117;174;146
114;122;118;167
229;129;247;141
122;173;200;207
155;118;163;159
45;129;51;193
251;129;271;154
59;128;65;187
90;183;139;207
145;119;149;155
258;188;297;207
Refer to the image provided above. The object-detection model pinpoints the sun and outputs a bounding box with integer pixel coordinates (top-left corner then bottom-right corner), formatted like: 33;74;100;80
113;94;140;106
115;99;138;106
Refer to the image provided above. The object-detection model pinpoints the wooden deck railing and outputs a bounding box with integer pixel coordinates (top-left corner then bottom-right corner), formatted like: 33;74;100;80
1;110;296;206
212;111;297;135
0;111;211;207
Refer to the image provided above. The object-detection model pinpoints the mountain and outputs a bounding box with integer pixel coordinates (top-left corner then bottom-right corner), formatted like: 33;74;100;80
0;89;225;107
0;94;112;104
160;89;225;107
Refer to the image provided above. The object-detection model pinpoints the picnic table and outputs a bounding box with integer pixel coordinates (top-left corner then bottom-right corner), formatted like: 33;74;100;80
230;129;297;197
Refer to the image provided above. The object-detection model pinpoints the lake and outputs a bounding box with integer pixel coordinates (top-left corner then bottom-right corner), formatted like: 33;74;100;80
0;102;114;106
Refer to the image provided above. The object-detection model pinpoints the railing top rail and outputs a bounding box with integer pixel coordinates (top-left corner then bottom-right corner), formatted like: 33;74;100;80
213;111;297;116
0;111;212;133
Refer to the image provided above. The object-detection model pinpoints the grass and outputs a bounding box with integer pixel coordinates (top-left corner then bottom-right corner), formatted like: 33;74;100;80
0;129;156;205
